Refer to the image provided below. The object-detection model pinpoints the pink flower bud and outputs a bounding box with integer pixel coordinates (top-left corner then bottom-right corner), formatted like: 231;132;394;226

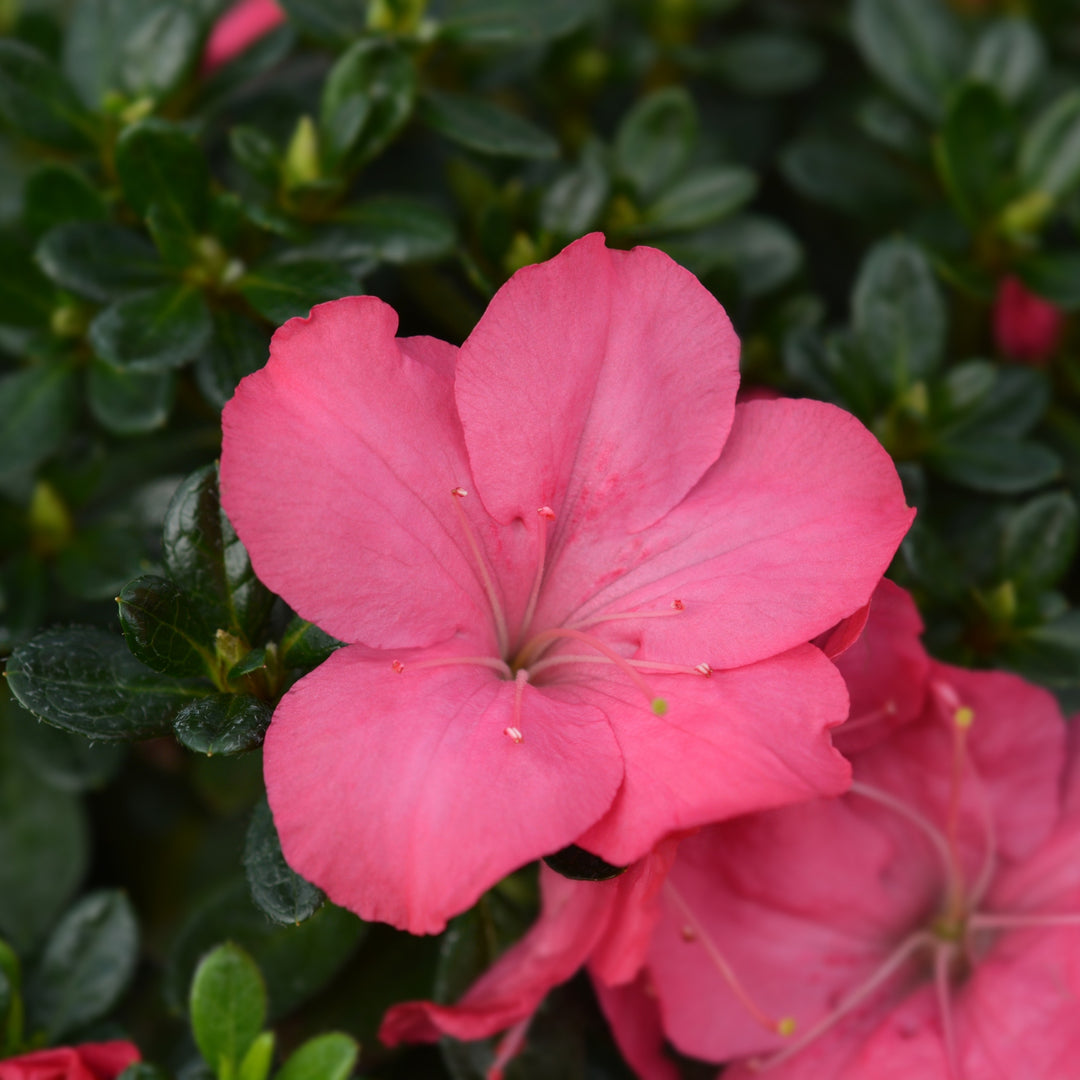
202;0;286;74
993;275;1064;364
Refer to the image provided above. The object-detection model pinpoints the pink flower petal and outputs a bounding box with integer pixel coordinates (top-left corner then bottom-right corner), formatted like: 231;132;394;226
264;644;623;933
202;0;286;73
456;233;739;547
221;298;530;650
0;1042;140;1080
538;398;914;671
575;643;851;865
993;275;1065;364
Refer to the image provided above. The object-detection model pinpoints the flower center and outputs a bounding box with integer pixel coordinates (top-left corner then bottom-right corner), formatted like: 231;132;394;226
389;488;713;742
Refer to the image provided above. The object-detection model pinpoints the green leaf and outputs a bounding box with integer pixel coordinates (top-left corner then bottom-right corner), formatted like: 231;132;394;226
613;87;696;202
0;232;55;327
1000;492;1079;591
239;260;359;324
275;1033;358;1080
852;0;967;121
712;31;823;97
936;82;1015;226
189;943;267;1077
320;39;416;170
852;238;945;392
638;165;756;234
948;364;1049;437
439;0;599;45
88;358;174;435
278;618;343;671
857;95;927;159
422;90;559;160
0;709;87;952
6;626;203;740
25;890;138;1040
117;1067;170;1080
244;799;324;926
239;1031;275;1080
115;119;210;225
88;284;212;372
540;140;609;237
56;522;147;602
173;694;271;756
1018;252;1080;310
968;17;1044;105
230;125;280;189
195;312;268;410
119;2;202;98
326;196;457;265
0;363;77;486
11;712;126;794
23;165;107;236
929;436;1060;493
36;222;166;302
275;0;367;43
0;40;94;150
163;465;273;641
1019;90;1080;202
166;880;364;1021
117;574;216;678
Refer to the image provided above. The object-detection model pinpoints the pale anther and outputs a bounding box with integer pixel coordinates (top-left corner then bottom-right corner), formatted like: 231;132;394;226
672;598;685;611
695;662;713;677
504;726;524;744
450;486;468;498
391;660;405;674
537;505;555;520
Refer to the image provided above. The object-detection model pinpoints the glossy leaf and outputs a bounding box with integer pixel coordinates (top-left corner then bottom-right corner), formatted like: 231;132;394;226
22;165;107;236
239;260;359;324
115;119;210;225
278;618;343;671
117;574;216;678
195;312;269;410
422;90;559;160
929;436;1060;494
638;165;756;233
26;890;138;1039
968;17;1044;104
275;0;367;42
0;40;94;150
1018;252;1080;310
613;87;695;202
11;713;126;794
189;943;267;1077
275;1033;358;1080
541;140;609;237
35;222;166;302
325;197;457;265
173;694;271;756
1000;492;1079;591
439;0;599;45
6;626;202;740
0;363;78;486
87;359;174;435
712;31;823;97
1019;90;1080;201
244;800;324;926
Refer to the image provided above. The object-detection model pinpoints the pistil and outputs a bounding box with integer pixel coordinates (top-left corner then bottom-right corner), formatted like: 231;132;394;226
450;487;510;657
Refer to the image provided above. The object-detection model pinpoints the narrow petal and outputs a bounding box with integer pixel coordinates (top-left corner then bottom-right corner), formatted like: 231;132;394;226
264;645;622;934
535;398;914;669
380;869;615;1044
573;644;852;865
456;233;739;556
222;298;527;650
592;973;682;1080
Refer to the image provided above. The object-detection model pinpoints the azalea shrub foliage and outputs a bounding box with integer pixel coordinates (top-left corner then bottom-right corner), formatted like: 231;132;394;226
5;0;1080;1078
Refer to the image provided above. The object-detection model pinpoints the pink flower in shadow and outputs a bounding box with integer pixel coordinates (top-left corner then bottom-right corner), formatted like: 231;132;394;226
0;1042;140;1080
221;234;913;934
202;0;286;73
993;276;1064;364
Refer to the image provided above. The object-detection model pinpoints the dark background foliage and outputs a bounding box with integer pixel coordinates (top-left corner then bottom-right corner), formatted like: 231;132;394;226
2;0;1080;1076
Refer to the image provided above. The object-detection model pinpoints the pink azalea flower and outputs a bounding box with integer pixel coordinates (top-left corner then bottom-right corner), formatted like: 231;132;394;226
220;233;913;933
202;0;286;73
992;275;1065;364
0;1041;140;1080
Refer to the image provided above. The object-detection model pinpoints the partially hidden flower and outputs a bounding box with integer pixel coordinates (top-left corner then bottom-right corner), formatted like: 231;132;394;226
220;233;913;934
992;275;1065;364
0;1042;140;1080
202;0;286;73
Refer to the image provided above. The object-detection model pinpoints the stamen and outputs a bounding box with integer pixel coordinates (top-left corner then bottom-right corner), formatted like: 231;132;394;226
837;700;897;736
516;628;666;713
519;507;555;645
665;882;795;1038
486;1014;531;1080
450;487;510;657
750;930;934;1072
933;942;961;1080
969;912;1080;931
504;726;524;744
567;601;687;631
527;654;713;680
390;656;513;678
944;694;973;920
506;669;528;743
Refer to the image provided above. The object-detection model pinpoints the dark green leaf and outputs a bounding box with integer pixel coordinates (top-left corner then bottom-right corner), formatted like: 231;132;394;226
166;880;364;1020
88;284;212;372
163;465;272;641
115;119;209;225
857;95;927;159
276;1034;357;1080
639;165;757;236
968;17;1044;104
0;363;77;485
0;232;54;327
712;31;823;97
35;223;166;302
229;126;280;189
117;1067;169;1080
852;238;945;391
422;90;559;160
852;0;967;121
0;708;87;952
278;618;343;670
541;140;608;237
1018;252;1080;310
950;364;1049;437
118;574;216;678
439;0;599;45
173;694;271;756
542;844;626;881
613;87;695;202
0;40;94;150
189;943;266;1076
194;311;268;410
929;436;1060;493
1000;492;1079;591
275;0;367;43
119;3;202;98
26;890;138;1040
326;196;457;265
23;165;107;236
228;649;267;680
1019;90;1080;202
244;799;324;925
936;83;1015;226
320;39;416;170
56;522;146;602
88;358;174;435
239;260;358;323
11;712;126;794
6;626;203;740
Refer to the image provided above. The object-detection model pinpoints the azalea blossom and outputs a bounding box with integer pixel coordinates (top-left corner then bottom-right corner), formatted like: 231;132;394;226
220;233;913;933
992;275;1065;364
202;0;286;73
0;1041;140;1080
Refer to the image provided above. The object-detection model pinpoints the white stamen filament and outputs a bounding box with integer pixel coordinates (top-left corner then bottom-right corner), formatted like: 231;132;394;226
567;600;687;631
969;912;1080;931
391;656;513;678
526;653;712;680
486;1014;532;1080
450;487;510;657
519;507;555;645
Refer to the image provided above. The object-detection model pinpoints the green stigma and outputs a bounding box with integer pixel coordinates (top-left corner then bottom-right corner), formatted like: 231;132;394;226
651;698;668;716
